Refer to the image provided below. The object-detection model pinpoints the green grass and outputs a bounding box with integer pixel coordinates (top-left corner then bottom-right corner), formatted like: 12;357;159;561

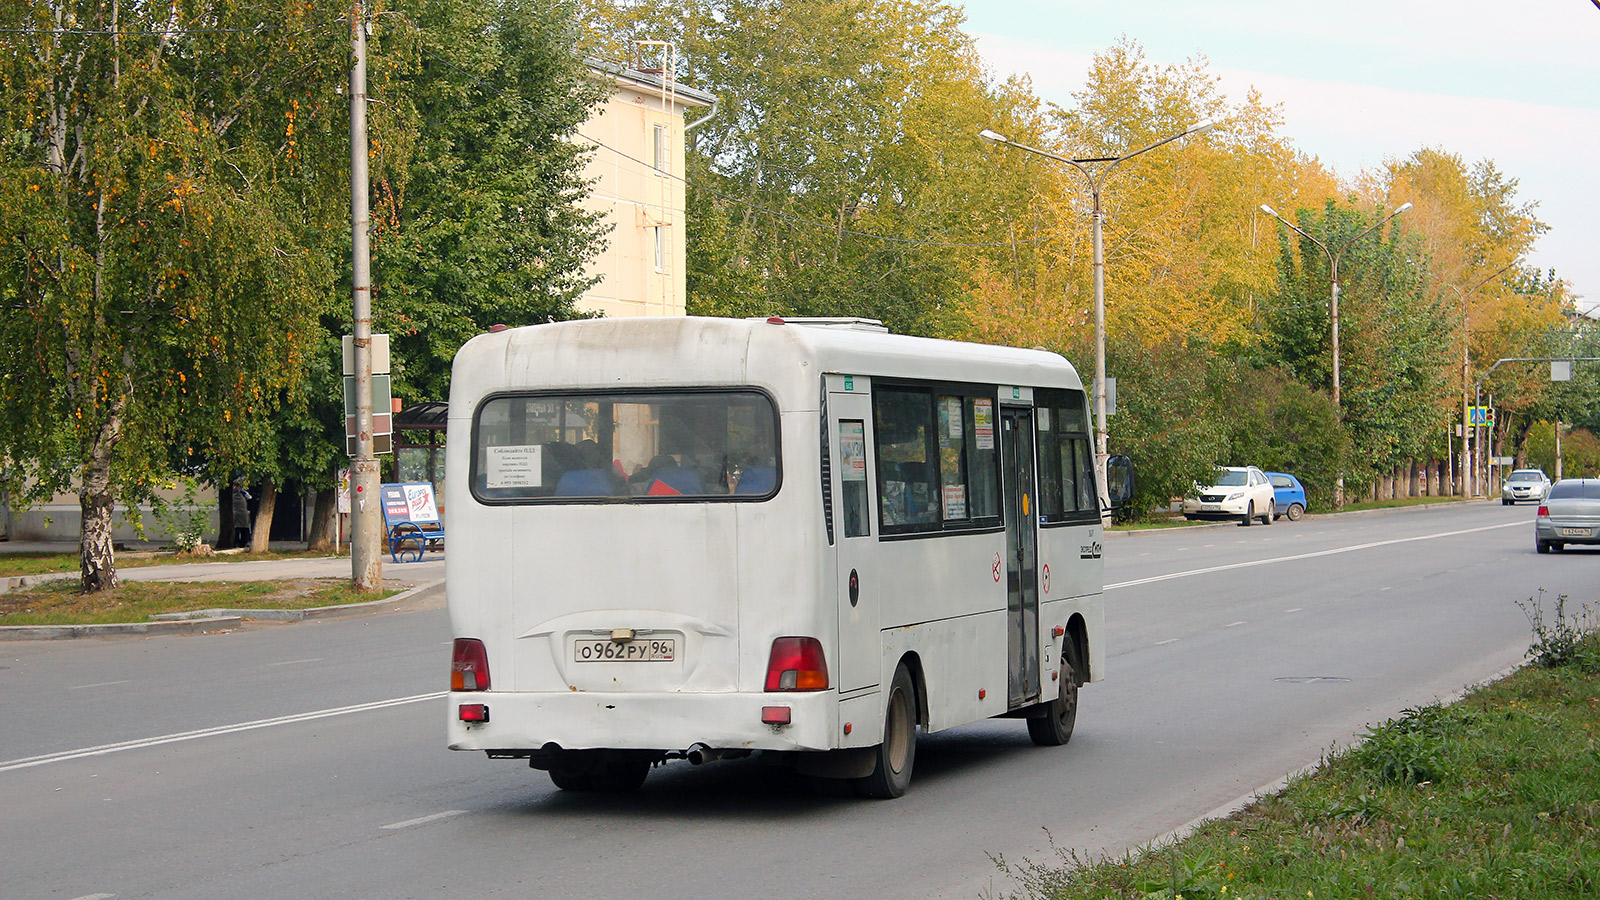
0;578;398;626
0;548;348;578
993;596;1600;900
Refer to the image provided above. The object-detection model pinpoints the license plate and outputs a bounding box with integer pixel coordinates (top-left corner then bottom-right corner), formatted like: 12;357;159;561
1562;528;1589;538
1200;504;1220;511
574;638;676;662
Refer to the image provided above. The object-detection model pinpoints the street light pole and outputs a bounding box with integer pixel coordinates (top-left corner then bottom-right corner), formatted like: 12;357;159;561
980;120;1216;516
1445;262;1515;498
349;2;382;590
1260;201;1411;507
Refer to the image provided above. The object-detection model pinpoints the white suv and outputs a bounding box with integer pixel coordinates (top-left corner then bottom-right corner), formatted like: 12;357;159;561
1502;469;1551;505
1183;466;1276;526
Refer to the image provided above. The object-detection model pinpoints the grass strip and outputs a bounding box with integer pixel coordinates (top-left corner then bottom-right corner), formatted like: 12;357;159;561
0;578;401;626
0;548;350;579
995;594;1600;900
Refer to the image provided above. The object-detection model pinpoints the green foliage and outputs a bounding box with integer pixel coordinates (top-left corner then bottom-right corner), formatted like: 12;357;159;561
1098;338;1230;520
374;0;607;403
1262;201;1453;497
1524;424;1600;479
0;1;351;585
1219;366;1345;509
993;640;1600;900
1518;591;1600;674
583;0;1046;336
1349;705;1454;785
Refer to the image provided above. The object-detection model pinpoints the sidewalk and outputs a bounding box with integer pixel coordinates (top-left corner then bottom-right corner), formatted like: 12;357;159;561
0;547;444;640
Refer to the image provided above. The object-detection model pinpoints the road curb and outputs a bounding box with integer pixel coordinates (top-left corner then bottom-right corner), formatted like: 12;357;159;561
0;579;445;641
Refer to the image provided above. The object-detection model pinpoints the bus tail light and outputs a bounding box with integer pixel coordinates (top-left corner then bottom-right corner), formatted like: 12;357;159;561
451;638;491;691
764;637;829;691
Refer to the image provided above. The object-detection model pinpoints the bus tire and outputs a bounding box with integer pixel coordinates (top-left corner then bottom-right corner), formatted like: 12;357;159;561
855;665;917;799
590;758;650;793
549;766;594;792
1028;655;1079;747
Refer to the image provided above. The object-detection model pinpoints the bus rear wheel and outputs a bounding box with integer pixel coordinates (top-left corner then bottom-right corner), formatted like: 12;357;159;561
1028;655;1079;747
856;665;917;799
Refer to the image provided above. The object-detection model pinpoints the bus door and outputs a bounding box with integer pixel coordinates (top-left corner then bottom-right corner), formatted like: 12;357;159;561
829;378;880;694
1001;406;1040;707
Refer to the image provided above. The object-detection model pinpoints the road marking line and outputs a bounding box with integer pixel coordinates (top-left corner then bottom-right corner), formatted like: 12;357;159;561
1285;608;1302;613
382;809;468;830
266;658;324;667
0;692;447;775
1155;638;1178;645
1106;521;1521;591
68;681;130;690
68;894;116;900
1225;621;1246;628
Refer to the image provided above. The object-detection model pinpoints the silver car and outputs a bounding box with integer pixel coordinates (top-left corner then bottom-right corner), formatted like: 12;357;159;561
1502;468;1551;505
1535;478;1600;553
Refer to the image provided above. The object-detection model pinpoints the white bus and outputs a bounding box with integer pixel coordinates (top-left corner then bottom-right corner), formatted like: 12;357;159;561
444;316;1132;797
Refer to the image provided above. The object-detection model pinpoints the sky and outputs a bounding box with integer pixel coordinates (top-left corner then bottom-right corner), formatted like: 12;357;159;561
955;0;1600;311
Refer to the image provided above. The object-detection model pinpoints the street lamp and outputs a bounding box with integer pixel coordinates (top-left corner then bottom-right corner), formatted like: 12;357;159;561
1445;262;1515;498
980;119;1216;513
1260;201;1411;506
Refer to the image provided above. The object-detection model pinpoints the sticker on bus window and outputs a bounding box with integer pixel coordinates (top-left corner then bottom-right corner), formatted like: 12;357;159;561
974;399;995;450
840;421;867;482
486;444;542;488
1037;408;1051;431
943;484;967;519
942;397;963;439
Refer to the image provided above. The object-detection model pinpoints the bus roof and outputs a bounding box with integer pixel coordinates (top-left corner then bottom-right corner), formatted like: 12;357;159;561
449;317;1084;412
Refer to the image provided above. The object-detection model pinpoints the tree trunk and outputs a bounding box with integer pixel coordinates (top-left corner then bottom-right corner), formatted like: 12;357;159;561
217;482;235;549
1409;460;1420;498
250;478;278;554
307;487;337;552
79;449;118;592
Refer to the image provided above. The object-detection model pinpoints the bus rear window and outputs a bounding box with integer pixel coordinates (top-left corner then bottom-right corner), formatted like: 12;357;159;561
471;390;779;502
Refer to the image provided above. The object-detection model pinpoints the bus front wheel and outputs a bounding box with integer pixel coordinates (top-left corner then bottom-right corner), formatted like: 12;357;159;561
856;665;917;799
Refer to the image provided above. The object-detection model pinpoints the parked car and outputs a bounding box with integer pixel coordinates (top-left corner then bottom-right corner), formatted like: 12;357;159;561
1502;468;1551;505
1183;466;1275;525
1267;472;1308;521
1535;478;1600;553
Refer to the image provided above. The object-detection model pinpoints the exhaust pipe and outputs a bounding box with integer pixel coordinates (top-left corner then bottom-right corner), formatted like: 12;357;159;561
686;743;713;765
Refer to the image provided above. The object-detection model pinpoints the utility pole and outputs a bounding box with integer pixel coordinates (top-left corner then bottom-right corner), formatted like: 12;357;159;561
349;2;382;590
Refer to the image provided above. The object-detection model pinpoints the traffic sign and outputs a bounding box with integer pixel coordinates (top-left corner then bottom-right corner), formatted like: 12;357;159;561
1468;406;1494;426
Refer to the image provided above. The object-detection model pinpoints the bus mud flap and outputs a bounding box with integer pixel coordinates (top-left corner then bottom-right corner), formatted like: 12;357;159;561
796;747;876;779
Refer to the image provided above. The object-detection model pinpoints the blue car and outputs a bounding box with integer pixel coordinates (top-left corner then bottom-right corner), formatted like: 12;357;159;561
1267;472;1307;521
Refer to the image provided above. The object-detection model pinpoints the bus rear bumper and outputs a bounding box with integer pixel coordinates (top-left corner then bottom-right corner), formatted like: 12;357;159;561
446;689;840;754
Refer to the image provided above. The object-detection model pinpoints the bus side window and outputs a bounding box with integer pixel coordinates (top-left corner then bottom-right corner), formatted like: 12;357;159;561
839;419;869;537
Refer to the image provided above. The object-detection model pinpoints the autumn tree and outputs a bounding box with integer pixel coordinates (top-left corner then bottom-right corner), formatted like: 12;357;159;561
0;1;350;589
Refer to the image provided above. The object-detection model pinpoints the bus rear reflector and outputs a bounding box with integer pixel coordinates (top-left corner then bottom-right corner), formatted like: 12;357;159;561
451;638;491;691
761;706;792;725
458;703;489;723
764;637;828;691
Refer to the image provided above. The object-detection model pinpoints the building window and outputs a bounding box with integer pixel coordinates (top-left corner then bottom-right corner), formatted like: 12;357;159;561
652;123;668;174
653;226;666;273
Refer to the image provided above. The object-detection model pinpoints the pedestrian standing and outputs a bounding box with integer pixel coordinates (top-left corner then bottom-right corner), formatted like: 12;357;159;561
232;480;252;549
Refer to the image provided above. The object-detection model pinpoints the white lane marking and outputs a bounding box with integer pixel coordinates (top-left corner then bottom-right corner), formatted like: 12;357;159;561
68;894;116;900
1106;521;1521;591
1225;621;1246;628
68;681;130;690
1285;608;1303;613
382;809;468;830
1155;638;1178;646
0;692;447;774
265;658;323;667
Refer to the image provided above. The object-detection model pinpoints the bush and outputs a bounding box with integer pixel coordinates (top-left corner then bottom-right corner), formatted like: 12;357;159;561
1518;590;1600;673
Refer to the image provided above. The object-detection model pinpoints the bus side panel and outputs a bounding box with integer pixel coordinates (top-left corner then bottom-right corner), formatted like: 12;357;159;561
875;532;1009;730
878;610;1010;733
1036;520;1105;682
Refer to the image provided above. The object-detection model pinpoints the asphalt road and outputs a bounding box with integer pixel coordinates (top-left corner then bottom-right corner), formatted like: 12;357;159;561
2;501;1592;899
